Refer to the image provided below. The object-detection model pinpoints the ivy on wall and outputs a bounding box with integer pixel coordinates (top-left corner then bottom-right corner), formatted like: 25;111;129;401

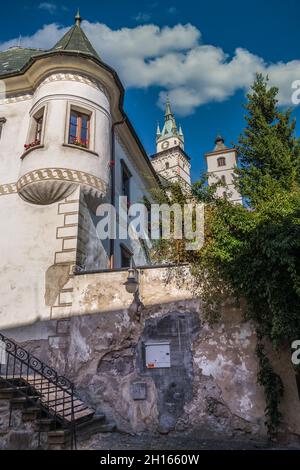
151;75;300;434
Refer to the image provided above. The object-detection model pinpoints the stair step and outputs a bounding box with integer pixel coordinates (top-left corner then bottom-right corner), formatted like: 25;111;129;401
22;407;41;422
10;397;28;406
1;386;32;392
36;418;57;431
10;396;39;409
0;351;95;430
47;429;69;446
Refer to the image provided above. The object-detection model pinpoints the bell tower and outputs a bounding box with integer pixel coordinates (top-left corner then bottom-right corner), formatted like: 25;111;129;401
151;98;191;191
206;134;243;204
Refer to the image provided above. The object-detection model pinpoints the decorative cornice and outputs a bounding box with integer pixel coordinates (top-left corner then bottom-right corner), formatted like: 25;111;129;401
0;73;110;105
17;168;108;194
36;73;109;99
0;182;18;196
0;94;32;105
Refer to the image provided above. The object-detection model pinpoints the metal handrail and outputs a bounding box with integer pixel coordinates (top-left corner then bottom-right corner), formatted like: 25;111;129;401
0;332;77;449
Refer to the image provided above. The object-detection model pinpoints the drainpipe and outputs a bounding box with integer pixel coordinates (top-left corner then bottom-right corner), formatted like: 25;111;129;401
110;118;127;269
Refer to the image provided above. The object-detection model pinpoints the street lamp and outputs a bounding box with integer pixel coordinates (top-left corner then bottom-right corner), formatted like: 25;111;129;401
124;267;139;294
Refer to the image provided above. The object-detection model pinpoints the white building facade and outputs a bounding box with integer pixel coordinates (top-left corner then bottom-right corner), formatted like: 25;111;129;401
0;14;159;328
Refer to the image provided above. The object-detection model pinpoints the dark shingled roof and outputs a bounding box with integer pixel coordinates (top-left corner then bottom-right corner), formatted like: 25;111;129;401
51;23;100;60
0;47;45;77
0;12;100;78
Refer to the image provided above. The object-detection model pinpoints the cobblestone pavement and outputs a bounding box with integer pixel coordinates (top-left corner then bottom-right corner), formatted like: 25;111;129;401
79;432;298;450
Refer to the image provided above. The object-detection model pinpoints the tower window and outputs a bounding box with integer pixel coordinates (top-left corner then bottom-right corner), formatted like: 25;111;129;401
25;107;45;150
220;175;226;185
217;157;226;167
35;115;43;142
0;117;6;140
165;162;170;169
69;110;90;148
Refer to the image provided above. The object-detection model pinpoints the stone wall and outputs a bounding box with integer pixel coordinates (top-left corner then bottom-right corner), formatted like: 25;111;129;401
3;266;300;441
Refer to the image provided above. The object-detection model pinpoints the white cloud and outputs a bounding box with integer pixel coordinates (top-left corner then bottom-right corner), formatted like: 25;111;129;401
0;20;299;116
0;24;68;51
38;2;57;14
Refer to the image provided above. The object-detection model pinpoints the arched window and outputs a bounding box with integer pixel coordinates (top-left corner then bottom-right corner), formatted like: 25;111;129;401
220;175;226;185
217;157;226;167
166;162;170;169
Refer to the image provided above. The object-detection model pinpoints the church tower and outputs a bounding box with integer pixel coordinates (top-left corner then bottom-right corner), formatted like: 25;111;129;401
151;98;191;190
205;134;242;204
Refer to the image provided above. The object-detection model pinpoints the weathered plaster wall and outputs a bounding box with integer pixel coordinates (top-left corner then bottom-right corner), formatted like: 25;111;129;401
4;266;300;441
2;267;300;441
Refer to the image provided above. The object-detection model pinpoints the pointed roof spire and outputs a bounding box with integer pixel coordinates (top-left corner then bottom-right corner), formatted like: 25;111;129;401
179;124;184;142
75;9;82;26
165;95;173;120
156;122;161;137
51;12;100;60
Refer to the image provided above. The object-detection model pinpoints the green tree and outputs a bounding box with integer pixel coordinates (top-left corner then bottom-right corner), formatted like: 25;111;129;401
152;74;300;432
235;74;300;208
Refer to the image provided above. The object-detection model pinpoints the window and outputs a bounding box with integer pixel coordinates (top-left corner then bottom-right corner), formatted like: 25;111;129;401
121;160;132;203
0;117;6;140
25;107;45;151
68;110;90;148
217;157;226;167
165;162;170;169
220;175;226;185
34;115;43;142
121;244;133;268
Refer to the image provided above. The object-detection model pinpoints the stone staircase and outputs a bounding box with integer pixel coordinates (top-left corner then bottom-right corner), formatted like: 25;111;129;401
0;333;116;449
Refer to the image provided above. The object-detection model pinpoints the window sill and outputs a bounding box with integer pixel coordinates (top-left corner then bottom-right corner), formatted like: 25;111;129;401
20;145;44;160
62;143;99;157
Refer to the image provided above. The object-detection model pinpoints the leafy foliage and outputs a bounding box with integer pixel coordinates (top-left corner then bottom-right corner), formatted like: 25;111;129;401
256;343;284;435
152;74;300;432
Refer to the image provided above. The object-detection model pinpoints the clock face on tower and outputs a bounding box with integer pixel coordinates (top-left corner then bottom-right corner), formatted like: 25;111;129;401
162;141;169;150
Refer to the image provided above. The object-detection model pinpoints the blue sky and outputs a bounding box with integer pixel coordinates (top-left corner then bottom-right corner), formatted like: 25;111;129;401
1;0;300;181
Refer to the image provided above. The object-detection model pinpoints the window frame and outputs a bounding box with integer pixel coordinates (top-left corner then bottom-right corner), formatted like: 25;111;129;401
65;102;95;152
120;159;132;204
26;105;47;149
68;109;91;148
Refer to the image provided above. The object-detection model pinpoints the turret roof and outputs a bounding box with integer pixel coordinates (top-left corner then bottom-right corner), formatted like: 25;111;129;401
157;97;184;143
51;10;100;60
0;11;100;78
